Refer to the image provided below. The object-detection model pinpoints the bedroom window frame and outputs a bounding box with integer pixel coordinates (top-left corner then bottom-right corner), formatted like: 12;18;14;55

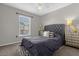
19;14;31;37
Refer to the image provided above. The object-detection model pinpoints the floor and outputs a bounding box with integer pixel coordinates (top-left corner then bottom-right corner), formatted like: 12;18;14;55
0;43;21;56
0;43;79;56
53;45;79;56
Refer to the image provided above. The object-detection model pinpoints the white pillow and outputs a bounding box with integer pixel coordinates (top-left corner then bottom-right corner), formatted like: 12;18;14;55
49;32;54;38
43;31;50;37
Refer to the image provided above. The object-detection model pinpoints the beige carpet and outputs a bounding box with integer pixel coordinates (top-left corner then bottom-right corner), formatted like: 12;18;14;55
0;43;21;56
0;43;79;56
53;45;79;56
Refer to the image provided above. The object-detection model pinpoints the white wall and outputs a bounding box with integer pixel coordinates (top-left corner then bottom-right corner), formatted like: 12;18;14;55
0;4;40;46
41;3;79;26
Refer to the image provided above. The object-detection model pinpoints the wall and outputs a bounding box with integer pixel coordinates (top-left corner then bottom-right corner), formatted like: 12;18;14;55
0;4;40;46
1;3;79;46
41;3;79;26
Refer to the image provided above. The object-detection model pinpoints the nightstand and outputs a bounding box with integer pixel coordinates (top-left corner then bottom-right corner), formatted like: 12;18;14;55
38;30;44;36
65;29;79;48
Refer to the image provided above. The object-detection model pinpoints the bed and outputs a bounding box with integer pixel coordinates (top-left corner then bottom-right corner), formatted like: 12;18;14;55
20;24;65;56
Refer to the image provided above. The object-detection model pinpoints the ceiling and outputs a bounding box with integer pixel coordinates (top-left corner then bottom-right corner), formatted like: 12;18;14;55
3;3;71;16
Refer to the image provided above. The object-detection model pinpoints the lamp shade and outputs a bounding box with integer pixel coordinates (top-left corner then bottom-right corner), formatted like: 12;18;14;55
66;18;78;33
67;19;73;26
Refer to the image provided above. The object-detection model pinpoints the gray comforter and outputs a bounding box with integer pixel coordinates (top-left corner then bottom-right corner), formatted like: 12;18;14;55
21;34;64;56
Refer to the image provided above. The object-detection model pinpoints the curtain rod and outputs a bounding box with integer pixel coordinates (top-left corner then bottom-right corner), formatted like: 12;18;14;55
16;12;33;18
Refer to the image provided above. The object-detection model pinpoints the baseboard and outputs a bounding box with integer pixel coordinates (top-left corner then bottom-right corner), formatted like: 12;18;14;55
0;41;21;47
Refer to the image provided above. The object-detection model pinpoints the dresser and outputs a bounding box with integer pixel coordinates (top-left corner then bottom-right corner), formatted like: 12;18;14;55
65;26;79;48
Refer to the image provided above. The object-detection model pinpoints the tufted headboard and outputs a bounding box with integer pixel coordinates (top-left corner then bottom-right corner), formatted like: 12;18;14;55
44;24;65;39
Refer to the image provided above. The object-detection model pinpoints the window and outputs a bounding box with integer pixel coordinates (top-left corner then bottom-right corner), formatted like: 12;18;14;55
19;15;31;36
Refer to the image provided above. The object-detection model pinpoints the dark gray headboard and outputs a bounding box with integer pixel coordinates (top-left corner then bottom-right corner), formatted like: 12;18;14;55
44;24;65;39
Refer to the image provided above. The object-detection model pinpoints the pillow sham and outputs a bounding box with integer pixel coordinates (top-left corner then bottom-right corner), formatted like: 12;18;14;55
43;31;54;38
43;31;50;37
49;32;54;38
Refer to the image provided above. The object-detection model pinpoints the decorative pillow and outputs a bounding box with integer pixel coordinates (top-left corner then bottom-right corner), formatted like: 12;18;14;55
43;31;50;37
49;32;54;38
